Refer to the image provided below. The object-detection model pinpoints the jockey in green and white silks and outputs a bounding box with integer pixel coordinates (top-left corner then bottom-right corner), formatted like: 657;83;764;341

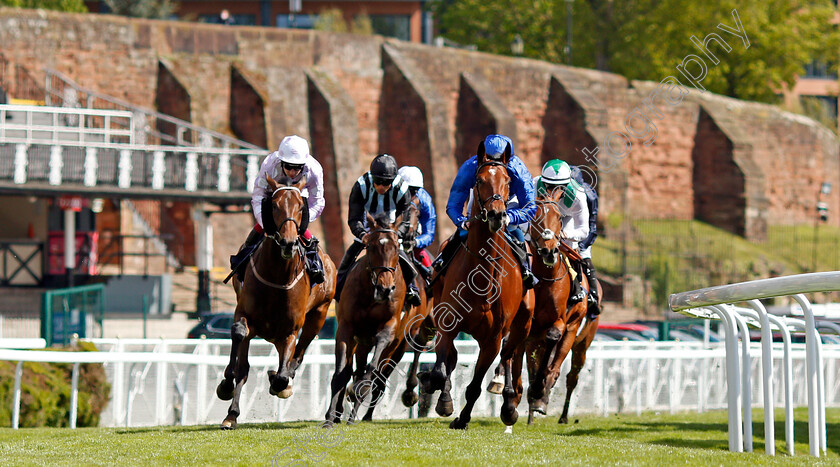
534;159;592;307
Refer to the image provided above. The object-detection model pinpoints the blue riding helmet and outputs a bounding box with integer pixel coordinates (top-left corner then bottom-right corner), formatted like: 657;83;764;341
484;134;513;159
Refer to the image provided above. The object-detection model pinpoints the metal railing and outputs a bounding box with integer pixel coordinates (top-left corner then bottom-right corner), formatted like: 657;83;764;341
44;69;263;151
0;104;134;145
670;271;840;457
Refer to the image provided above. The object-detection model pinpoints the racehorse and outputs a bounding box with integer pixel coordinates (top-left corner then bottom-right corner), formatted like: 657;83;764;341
352;197;435;420
422;141;535;430
523;190;600;424
217;175;336;429
324;212;409;426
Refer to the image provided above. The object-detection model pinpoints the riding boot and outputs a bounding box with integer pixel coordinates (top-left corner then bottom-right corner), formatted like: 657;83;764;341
399;251;421;307
431;231;465;273
302;236;325;287
335;239;365;301
510;238;537;290
582;258;601;316
230;226;263;282
567;261;586;308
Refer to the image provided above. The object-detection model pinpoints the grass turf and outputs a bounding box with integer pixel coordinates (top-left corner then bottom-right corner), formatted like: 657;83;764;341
0;408;838;466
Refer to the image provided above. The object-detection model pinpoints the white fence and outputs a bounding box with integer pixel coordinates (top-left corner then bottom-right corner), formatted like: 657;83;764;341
3;337;839;429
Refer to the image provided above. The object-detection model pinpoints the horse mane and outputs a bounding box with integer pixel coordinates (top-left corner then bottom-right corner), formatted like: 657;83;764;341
371;212;391;229
275;175;296;187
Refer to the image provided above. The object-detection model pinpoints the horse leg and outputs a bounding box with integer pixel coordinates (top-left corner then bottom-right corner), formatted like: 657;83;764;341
220;322;253;429
558;331;592;424
290;303;329;375
435;346;457;417
499;317;531;426
363;341;406;421
351;324;396;422
324;324;356;427
487;363;505;394
525;339;544;424
268;333;297;398
217;314;247;401
450;337;501;430
527;324;564;407
420;331;453;394
347;344;371;424
401;343;422;407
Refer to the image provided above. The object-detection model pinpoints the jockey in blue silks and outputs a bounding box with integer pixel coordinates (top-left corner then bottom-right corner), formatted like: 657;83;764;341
431;134;537;289
398;166;436;284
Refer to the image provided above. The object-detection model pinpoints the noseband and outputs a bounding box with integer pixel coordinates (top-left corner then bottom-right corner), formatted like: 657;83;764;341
265;186;302;246
367;228;399;286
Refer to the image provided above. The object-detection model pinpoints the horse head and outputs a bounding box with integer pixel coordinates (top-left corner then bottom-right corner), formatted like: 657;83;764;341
401;198;421;253
264;174;307;259
473;139;511;233
365;212;401;302
530;191;565;267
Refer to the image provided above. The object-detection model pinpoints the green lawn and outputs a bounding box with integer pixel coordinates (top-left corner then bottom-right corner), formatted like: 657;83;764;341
1;408;838;466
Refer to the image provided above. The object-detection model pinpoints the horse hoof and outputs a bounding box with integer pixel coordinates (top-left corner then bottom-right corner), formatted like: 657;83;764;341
449;417;468;430
501;407;519;426
401;390;419;407
435;394;454;417
487;374;505;394
504;425;513;434
220;419;237;430
527;385;545;403
530;399;547;415
276;385;293;399
216;380;234;401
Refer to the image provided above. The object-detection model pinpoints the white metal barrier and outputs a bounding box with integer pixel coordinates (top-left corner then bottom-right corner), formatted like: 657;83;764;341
669;271;840;456
2;337;839;432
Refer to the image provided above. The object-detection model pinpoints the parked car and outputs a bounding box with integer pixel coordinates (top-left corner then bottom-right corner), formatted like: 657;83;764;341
187;313;340;340
188;313;234;339
597;323;658;341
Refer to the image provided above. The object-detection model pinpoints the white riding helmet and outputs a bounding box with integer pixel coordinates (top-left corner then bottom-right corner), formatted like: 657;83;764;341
277;135;310;165
398;166;424;189
541;159;571;185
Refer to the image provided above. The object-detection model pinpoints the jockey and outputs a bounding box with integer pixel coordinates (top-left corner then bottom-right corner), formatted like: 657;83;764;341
397;166;436;284
432;134;537;289
571;165;601;315
534;159;589;306
335;154;422;307
229;135;325;285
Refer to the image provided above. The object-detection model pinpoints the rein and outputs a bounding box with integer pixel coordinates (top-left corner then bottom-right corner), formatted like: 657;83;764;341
531;198;576;282
265;186;302;246
466;161;507;224
248;243;306;290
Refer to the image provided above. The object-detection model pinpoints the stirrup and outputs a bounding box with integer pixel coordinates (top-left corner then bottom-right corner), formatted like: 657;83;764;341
406;288;421;307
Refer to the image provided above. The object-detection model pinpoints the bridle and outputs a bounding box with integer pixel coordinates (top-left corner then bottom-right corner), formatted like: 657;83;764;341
265;186;302;246
366;228;399;287
467;161;508;224
530;198;570;282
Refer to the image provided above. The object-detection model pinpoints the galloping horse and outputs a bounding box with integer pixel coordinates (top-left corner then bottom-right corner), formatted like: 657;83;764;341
352;200;433;420
524;189;600;424
423;142;535;430
217;175;336;429
324;213;409;426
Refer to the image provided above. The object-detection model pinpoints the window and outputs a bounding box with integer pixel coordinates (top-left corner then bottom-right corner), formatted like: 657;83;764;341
276;14;317;29
803;59;838;79
370;15;411;41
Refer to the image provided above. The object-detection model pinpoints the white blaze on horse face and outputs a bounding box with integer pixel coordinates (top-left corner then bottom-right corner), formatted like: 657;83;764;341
379;238;389;245
541;229;554;240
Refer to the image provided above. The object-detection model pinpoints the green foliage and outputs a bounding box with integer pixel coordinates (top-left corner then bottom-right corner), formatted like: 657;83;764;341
433;0;840;103
0;0;86;12
0;343;110;428
103;0;176;19
0;410;838;464
314;8;347;33
351;12;373;36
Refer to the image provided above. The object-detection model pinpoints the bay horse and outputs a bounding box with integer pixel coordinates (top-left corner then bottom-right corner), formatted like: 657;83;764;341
353;196;435;420
217;175;337;429
524;190;601;424
422;142;535;430
324;212;409;426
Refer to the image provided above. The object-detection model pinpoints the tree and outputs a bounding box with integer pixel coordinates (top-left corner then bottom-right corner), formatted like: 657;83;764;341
0;0;86;12
432;0;840;103
314;8;348;33
103;0;176;19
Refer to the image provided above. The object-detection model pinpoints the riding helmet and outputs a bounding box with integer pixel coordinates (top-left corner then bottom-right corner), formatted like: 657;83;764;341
541;159;571;185
370;154;398;181
483;134;513;159
277;135;310;165
398;166;423;189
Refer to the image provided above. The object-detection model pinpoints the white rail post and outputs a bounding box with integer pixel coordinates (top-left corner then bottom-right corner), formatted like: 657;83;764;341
113;339;126;426
728;308;753;452
792;294;823;456
156;340;169;425
710;305;743;452
70;362;80;429
741;301;775;455
12;361;23;429
196;337;208;424
767;315;795;455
